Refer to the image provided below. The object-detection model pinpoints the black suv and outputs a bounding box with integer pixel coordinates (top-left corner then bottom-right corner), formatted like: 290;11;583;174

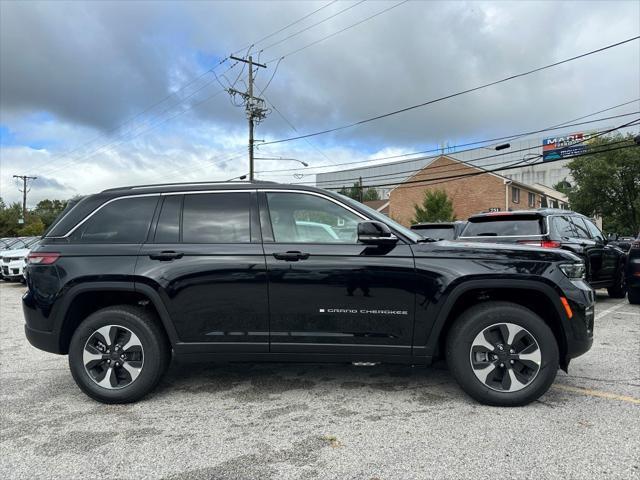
626;233;640;304
459;209;628;298
24;182;594;406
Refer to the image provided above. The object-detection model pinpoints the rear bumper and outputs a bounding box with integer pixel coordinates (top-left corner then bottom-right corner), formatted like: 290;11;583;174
24;324;62;354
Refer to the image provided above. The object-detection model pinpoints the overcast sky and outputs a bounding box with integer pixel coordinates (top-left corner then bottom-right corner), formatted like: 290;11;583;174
1;0;638;206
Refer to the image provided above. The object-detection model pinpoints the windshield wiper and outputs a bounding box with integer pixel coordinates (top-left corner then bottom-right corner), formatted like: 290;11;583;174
417;236;438;243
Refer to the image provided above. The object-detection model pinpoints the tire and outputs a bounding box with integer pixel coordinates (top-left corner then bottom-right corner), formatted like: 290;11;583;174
69;305;170;404
628;288;640;305
607;266;627;298
446;301;559;407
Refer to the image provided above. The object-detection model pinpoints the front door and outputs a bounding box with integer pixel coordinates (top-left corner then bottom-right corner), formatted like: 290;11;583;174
135;190;269;351
259;191;417;356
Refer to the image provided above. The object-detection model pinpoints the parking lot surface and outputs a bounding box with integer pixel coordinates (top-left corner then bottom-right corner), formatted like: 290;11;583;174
1;282;638;480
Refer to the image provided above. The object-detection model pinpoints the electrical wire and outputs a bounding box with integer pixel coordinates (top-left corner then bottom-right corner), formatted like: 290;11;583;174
288;119;639;186
255;109;640;175
261;36;640;145
258;0;366;53
263;0;410;64
232;0;339;55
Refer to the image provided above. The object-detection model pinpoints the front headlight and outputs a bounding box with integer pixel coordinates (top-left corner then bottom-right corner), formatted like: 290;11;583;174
559;262;586;279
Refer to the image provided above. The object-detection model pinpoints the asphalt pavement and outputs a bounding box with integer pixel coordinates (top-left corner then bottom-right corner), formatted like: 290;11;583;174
0;282;638;479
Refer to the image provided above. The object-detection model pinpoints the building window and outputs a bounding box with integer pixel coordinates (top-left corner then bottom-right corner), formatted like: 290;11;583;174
528;192;536;207
512;186;520;204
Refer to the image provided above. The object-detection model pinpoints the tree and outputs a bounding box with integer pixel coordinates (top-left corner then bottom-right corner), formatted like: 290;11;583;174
412;189;455;224
33;199;68;228
564;133;640;235
337;183;380;202
552;180;572;196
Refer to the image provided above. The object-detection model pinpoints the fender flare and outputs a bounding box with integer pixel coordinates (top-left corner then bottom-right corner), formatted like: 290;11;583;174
421;278;568;356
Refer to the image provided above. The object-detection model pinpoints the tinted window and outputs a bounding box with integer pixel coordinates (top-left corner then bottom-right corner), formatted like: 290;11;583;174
570;217;591;239
583;219;604;240
155;195;181;243
267;192;361;243
462;217;542;236
72;196;158;243
183;193;250;243
552;216;576;239
413;226;455;240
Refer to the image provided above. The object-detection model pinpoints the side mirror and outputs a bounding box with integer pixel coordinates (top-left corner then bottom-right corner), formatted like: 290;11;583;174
358;221;398;245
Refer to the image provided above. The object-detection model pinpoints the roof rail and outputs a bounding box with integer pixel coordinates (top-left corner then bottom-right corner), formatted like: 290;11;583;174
101;180;279;192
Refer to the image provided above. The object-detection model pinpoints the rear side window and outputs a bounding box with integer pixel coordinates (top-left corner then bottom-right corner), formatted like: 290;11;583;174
71;196;158;243
552;216;576;239
570;217;591;239
462;217;542;237
182;193;250;243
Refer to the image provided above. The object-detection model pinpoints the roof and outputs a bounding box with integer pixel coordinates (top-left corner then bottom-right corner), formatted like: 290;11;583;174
468;208;585;220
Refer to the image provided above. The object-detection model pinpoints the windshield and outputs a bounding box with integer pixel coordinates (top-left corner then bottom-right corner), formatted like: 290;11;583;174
337;194;423;242
412;226;455;240
462;217;543;237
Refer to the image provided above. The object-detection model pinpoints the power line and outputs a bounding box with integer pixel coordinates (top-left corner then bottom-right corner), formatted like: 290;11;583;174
319;122;639;190
232;0;339;55
256;109;640;175
261;36;640;145
258;0;366;53
263;0;411;64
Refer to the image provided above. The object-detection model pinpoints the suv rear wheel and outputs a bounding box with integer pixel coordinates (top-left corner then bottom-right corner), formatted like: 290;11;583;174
69;305;170;404
628;288;640;305
446;301;559;406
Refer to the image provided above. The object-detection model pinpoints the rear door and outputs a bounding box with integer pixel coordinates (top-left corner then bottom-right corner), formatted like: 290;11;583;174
582;218;618;284
135;190;269;351
570;216;605;284
260;190;417;356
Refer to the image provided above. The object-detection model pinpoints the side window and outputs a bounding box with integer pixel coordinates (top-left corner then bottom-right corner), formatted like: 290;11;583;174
570;217;591;239
552;216;576;239
266;192;362;244
583;219;604;241
182;193;250;243
512;187;520;204
155;195;182;243
71;196;158;243
528;192;536;208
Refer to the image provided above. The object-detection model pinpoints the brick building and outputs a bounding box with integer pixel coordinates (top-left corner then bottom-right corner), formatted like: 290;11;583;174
389;155;568;226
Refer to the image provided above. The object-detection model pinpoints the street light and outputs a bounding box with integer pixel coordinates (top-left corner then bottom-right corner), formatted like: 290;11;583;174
254;157;309;167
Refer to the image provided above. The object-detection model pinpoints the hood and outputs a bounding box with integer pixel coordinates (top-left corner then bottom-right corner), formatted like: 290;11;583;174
414;240;582;263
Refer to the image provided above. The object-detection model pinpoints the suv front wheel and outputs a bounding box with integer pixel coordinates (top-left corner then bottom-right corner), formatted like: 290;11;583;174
446;301;559;406
69;306;170;404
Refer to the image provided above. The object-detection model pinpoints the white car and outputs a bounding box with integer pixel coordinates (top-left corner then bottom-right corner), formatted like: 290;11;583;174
1;237;40;282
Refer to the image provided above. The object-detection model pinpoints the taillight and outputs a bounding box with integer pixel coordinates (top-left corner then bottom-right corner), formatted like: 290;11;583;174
517;240;561;248
27;253;60;265
541;240;562;248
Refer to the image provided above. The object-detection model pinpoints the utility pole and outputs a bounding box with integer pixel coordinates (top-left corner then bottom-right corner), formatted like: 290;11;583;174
228;55;268;181
359;176;363;202
13;175;37;223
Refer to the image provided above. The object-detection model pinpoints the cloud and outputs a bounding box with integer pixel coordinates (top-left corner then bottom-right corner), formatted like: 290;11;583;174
0;0;638;205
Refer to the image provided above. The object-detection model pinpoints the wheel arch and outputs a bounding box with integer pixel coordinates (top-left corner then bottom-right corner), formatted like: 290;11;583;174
424;279;570;370
57;282;178;354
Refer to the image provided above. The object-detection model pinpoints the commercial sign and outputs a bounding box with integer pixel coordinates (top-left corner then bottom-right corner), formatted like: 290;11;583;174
542;132;591;161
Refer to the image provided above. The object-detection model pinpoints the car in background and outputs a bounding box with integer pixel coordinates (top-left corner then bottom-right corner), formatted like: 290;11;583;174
1;237;40;282
1;237;31;250
459;209;627;298
626;233;640;304
410;221;467;240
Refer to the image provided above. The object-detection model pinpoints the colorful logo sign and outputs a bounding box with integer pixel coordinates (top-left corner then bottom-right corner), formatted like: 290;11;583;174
542;132;591;161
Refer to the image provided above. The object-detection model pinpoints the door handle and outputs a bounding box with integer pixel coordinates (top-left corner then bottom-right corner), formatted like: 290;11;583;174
149;251;184;261
273;251;310;261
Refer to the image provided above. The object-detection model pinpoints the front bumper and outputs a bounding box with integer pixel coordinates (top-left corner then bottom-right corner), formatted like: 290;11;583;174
561;278;595;362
